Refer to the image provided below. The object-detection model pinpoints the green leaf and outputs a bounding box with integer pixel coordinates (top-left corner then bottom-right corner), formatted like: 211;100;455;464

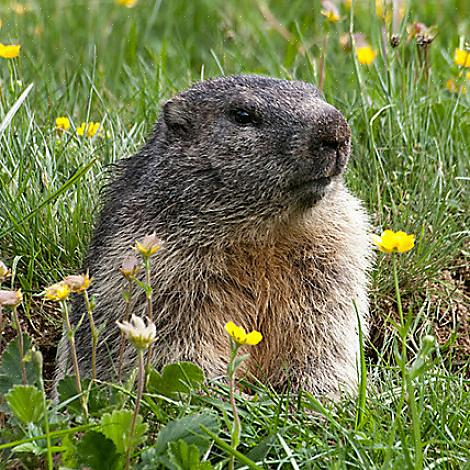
154;413;220;456
60;434;78;468
132;277;151;294
89;384;125;416
0;158;97;238
233;354;250;371
76;431;121;470
167;440;213;470
136;448;170;469
0;335;41;394
0;83;33;137
5;385;45;425
101;409;148;454
57;376;122;417
57;375;84;416
245;435;275;463
12;441;45;456
136;441;213;470
147;362;205;398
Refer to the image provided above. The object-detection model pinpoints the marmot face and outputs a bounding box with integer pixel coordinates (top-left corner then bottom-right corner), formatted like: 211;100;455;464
153;75;351;237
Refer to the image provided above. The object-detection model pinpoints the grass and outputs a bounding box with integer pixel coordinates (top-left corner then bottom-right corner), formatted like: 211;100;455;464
0;0;469;468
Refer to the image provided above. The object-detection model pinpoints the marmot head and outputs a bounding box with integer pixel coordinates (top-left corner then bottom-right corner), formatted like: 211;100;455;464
145;75;351;241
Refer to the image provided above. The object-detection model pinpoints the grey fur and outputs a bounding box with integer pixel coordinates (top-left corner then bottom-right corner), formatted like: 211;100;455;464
56;75;373;395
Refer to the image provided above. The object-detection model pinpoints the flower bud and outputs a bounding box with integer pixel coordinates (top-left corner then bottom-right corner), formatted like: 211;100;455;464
420;335;436;356
119;255;141;279
321;1;340;23
0;289;23;307
134;233;162;258
64;273;91;292
390;34;400;48
0;260;11;282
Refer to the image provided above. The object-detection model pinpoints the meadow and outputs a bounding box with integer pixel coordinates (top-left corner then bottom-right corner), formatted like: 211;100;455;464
0;0;469;468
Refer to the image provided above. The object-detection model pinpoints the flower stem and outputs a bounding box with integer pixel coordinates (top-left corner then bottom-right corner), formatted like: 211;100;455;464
405;373;423;469
392;253;408;388
228;344;242;470
34;350;53;470
392;253;407;386
83;290;98;382
118;280;133;382
62;300;88;419
143;257;154;369
0;305;4;351
124;349;145;470
8;62;15;92
318;33;328;92
392;254;404;328
12;306;26;385
392;254;423;468
387;253;408;457
354;301;367;429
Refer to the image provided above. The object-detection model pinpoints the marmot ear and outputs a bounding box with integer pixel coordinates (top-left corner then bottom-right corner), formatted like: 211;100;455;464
162;96;192;137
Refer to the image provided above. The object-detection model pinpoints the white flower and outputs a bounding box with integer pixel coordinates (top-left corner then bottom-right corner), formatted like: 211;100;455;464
116;314;156;350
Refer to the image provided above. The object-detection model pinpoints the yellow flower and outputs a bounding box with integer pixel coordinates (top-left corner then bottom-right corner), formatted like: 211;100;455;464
356;45;376;65
371;230;415;254
116;0;138;7
225;321;263;346
446;79;456;93
374;0;398;22
64;274;91;293
446;79;467;95
44;282;71;301
0;289;23;307
321;1;340;23
135;233;162;258
76;121;101;138
375;0;384;17
0;44;21;59
11;3;30;15
117;314;156;350
321;10;340;23
55;116;71;132
0;260;11;282
454;48;470;67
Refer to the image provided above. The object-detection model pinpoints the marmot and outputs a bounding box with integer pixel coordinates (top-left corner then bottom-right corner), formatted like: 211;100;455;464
57;75;372;395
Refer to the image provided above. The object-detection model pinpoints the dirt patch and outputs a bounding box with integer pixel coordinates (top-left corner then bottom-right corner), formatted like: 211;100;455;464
431;264;469;369
0;299;62;390
369;260;469;373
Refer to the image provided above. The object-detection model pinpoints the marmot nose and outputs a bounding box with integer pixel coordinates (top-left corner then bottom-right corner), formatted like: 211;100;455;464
309;107;351;176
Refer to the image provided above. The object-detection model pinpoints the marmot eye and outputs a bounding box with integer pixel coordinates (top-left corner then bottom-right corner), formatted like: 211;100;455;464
230;108;259;126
